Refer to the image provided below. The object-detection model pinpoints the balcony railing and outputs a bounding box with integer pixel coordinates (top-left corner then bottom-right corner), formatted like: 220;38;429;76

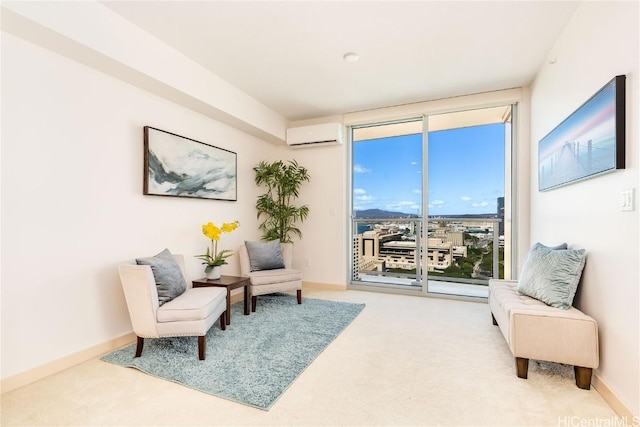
352;217;503;297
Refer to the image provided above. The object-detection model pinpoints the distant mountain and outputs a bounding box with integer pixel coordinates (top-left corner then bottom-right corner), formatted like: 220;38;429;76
355;209;498;219
355;209;419;218
430;213;499;219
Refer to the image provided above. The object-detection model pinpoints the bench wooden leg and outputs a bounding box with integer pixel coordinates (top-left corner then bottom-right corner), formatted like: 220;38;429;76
516;357;529;379
251;295;257;312
135;336;144;357
491;313;498;325
297;289;302;304
198;336;205;360
574;366;592;390
219;312;226;331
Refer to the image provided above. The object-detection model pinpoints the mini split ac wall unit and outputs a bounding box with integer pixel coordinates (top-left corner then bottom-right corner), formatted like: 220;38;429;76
285;123;344;148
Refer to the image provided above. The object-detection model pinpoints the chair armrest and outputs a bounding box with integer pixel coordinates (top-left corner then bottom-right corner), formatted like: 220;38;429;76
280;243;293;269
118;264;160;338
238;245;251;276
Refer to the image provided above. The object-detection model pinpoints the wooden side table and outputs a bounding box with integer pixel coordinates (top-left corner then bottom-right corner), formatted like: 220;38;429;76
192;275;250;325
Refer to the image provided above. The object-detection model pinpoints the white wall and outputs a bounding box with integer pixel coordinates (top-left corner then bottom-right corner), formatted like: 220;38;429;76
1;33;270;380
282;143;348;285
530;2;639;416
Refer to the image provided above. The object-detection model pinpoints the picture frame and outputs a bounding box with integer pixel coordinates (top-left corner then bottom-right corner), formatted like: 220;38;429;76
143;126;237;201
538;75;626;192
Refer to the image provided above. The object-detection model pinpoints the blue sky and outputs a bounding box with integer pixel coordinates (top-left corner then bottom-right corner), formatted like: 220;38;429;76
353;123;505;215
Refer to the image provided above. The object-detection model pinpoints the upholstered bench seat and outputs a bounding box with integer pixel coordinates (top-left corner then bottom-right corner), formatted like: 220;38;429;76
246;268;302;287
489;279;599;389
156;287;227;324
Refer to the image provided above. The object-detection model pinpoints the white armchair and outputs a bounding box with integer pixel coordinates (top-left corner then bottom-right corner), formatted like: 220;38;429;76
238;242;302;312
118;253;227;360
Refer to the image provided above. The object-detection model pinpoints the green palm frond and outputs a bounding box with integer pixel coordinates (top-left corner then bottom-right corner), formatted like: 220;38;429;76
253;160;310;243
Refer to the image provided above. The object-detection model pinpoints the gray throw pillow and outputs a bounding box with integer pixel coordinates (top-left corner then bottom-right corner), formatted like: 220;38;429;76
136;248;187;306
517;245;586;309
531;242;568;251
245;240;285;271
518;242;567;277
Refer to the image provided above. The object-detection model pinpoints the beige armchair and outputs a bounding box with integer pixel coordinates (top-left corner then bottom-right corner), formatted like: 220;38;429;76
118;253;227;360
238;242;302;312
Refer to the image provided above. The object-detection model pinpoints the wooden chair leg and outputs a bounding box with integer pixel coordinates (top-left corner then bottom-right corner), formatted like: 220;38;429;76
251;295;257;312
135;336;144;357
219;312;226;331
491;313;498;325
297;289;302;304
198;336;205;360
574;366;592;390
516;357;529;379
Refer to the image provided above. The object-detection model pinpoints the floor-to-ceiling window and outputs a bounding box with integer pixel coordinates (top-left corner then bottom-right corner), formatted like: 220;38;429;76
349;105;515;299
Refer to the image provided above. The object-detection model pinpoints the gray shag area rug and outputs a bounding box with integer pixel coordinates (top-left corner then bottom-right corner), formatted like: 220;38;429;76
101;293;365;410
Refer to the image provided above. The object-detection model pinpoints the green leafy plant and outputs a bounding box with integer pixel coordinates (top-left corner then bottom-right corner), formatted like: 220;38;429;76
254;160;310;243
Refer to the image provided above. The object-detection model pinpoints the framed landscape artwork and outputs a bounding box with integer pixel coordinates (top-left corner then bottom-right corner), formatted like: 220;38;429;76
143;126;237;201
538;75;626;191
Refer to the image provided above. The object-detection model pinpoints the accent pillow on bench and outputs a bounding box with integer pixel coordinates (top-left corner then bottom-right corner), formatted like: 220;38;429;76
517;242;586;309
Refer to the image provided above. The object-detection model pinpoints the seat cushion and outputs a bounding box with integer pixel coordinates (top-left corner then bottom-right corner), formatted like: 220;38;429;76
247;268;302;286
157;287;226;322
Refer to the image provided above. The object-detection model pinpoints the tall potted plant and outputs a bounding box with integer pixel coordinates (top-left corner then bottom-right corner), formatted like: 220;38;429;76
254;160;310;243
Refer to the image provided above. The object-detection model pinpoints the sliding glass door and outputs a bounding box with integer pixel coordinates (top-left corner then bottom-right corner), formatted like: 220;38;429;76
424;106;511;297
350;105;514;298
351;120;424;290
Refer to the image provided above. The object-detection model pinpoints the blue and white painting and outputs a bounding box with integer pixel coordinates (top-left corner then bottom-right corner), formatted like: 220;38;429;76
144;127;237;201
538;76;624;191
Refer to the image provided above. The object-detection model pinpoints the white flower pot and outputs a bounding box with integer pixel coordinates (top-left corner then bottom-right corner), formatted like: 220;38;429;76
206;266;222;280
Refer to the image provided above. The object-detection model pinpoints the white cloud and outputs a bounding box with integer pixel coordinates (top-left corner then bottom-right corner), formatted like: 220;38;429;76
472;201;489;208
410;161;417;165
460;196;472;201
428;200;445;209
412;189;421;195
353;164;371;173
386;201;420;212
354;188;374;202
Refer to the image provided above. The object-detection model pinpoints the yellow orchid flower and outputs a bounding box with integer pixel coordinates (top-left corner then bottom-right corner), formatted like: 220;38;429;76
195;220;240;271
202;222;221;241
221;222;236;233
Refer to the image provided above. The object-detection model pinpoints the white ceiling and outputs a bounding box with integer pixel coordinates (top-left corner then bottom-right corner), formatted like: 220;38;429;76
102;1;579;122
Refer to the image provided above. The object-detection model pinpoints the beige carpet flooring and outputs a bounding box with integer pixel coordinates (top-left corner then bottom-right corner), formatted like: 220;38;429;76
1;289;618;426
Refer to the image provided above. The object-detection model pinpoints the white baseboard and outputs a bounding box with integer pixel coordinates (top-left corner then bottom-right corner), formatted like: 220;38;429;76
1;332;136;394
303;281;347;291
592;372;637;421
228;282;347;304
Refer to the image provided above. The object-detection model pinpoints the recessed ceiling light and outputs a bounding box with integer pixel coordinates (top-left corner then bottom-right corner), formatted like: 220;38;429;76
343;52;359;62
